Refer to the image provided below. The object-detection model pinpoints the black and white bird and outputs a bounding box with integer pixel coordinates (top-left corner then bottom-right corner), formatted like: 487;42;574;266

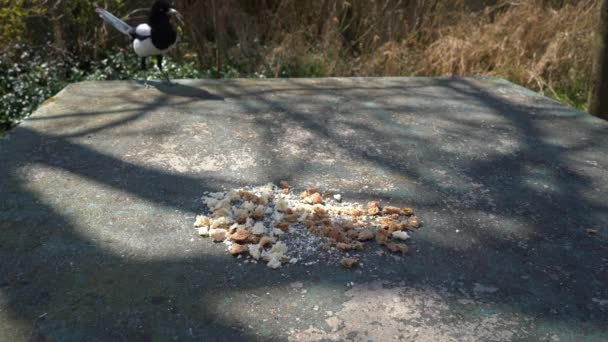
94;0;180;84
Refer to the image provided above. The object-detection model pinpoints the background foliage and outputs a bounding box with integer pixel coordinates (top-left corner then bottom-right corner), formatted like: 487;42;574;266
0;0;600;134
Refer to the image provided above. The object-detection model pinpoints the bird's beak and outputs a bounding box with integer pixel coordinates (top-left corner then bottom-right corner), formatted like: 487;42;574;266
168;8;179;16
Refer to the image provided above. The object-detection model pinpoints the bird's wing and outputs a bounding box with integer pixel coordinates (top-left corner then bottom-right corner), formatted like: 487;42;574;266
135;24;151;38
94;4;133;37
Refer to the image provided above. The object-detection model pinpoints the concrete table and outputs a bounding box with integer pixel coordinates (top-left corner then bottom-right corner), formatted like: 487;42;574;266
1;77;607;341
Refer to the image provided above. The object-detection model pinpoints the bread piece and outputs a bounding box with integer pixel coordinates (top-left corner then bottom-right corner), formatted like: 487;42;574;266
375;228;390;245
230;228;251;243
382;206;401;215
194;215;210;227
408;215;421;228
368;207;380;216
401;207;414;216
229;244;248;256
357;229;374;241
210;229;228;242
341;257;357;269
367;201;381;209
259;236;276;248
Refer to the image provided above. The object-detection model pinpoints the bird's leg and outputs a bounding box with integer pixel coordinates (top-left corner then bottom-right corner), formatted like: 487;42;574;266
157;55;173;86
141;58;150;89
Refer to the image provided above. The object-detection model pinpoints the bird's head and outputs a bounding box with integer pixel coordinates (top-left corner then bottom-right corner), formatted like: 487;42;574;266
150;0;179;19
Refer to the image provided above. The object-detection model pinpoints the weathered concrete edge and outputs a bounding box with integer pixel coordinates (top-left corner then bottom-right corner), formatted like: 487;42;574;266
19;76;607;129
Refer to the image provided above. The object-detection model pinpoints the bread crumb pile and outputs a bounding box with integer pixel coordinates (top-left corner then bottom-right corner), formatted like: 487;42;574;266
193;182;421;269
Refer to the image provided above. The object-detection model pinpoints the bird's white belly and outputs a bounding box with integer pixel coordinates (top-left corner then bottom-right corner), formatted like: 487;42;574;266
133;38;175;57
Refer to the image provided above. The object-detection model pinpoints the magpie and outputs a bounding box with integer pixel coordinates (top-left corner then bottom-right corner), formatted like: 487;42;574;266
94;0;180;84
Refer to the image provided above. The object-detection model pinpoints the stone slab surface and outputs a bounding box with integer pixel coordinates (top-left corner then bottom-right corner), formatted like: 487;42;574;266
1;77;607;341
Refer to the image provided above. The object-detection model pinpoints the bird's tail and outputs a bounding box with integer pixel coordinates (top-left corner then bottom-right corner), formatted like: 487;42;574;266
94;3;134;37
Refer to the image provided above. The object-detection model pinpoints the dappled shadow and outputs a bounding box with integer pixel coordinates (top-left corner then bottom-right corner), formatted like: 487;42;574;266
213;77;608;331
1;77;607;340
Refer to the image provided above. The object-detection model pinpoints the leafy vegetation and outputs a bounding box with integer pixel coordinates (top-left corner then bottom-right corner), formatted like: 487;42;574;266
0;44;202;132
0;0;600;134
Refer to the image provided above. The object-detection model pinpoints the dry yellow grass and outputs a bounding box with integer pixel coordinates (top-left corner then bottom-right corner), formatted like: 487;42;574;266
419;1;598;108
183;0;596;109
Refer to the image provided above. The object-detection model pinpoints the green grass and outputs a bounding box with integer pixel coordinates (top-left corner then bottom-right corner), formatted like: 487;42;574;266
549;88;588;112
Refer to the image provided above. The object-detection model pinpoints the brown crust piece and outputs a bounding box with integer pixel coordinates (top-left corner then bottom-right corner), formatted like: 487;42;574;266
357;229;374;241
229;228;250;243
212;208;231;218
235;214;248;224
380;216;408;232
367;201;381;209
336;243;352;251
229;244;248;256
329;226;348;243
375;228;390;245
194;215;211;227
386;243;409;255
341;221;355;231
309;193;323;204
401;207;414;216
399;221;411;231
275;222;290;231
332;242;358;251
408;215;421;228
279;181;290;189
350;241;364;251
251;208;265;221
382;206;401;215
368;207;380;216
259;236;276;248
319;218;332;227
313;206;328;220
388;222;402;234
341;257;357;269
379;217;394;229
346;229;359;239
239;191;260;204
303;219;317;229
247;235;261;244
350;208;365;217
283;213;299;223
306;187;318;195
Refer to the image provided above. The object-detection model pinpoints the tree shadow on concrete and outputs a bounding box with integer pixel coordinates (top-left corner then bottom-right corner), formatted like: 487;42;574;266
214;77;608;332
136;80;225;100
1;77;607;340
0;128;260;340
